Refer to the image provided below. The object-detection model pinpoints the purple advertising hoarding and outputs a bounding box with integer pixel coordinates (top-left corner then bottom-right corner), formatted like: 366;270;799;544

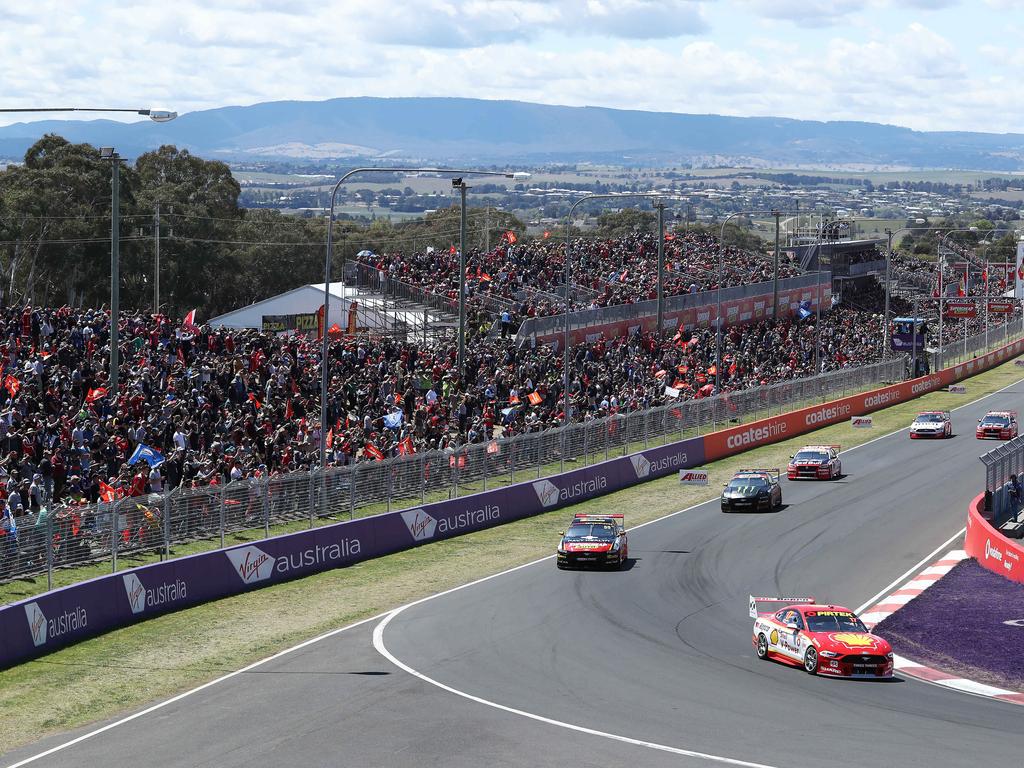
0;436;704;667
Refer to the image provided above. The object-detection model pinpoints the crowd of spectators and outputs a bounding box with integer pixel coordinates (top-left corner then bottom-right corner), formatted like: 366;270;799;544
0;232;1015;575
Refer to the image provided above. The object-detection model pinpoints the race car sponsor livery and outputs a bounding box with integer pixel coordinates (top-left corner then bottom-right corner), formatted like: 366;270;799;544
976;411;1018;440
721;469;782;512
909;410;952;439
749;596;893;678
556;513;628;570
787;445;841;480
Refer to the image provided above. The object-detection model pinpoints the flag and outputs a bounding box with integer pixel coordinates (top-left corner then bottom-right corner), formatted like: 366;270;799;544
98;480;119;503
707;365;717;376
449;454;467;468
3;375;19;398
183;308;198;330
504;230;517;244
729;362;738;376
326;429;334;449
86;387;108;403
248;393;262;409
383;411;403;429
487;440;500;455
543;231;551;239
508;394;520;405
176;346;185;363
798;299;813;320
285;399;293;419
128;443;164;467
364;443;384;461
527;391;543;406
664;386;680;399
398;435;415;456
449;245;457;255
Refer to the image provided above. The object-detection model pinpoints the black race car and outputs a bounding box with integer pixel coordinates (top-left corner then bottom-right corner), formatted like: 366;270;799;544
721;469;783;512
556;514;628;570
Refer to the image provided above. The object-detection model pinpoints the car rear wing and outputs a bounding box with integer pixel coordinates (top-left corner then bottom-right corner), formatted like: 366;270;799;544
737;468;781;481
803;444;841;453
749;595;816;619
573;512;624;531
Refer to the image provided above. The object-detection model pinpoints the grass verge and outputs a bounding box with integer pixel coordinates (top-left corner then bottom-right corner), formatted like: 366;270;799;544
2;356;1023;756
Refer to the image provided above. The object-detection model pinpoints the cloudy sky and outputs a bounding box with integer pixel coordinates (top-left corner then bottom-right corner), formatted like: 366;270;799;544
2;0;1022;132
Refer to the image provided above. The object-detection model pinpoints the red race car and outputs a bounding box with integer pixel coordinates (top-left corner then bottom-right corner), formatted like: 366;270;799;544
749;596;893;678
787;445;842;480
976;411;1018;440
556;513;628;570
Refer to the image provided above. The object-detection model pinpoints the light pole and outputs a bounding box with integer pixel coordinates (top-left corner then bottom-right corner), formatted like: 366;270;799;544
714;209;801;394
562;193;669;427
938;227;986;368
0;106;177;406
319;167;527;467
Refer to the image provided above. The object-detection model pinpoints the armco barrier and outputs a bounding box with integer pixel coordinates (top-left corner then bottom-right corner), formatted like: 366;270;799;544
0;437;703;667
965;493;1024;584
5;333;1024;667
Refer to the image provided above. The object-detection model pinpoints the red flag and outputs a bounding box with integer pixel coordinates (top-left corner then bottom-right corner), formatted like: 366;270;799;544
183;309;198;329
707;365;717;376
398;435;415;456
504;230;517;244
449;245;457;255
543;231;551;239
487;440;500;455
364;443;384;461
99;480;118;503
508;394;520;405
285;399;294;419
248;393;262;409
86;387;108;403
326;429;334;449
729;362;738;376
527;391;543;406
3;375;19;398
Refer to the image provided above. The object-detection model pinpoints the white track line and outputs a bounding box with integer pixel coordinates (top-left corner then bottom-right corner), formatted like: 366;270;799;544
373;610;778;768
9;370;1024;767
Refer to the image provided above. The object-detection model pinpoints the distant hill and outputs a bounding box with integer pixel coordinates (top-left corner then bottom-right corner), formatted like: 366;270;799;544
1;97;1023;170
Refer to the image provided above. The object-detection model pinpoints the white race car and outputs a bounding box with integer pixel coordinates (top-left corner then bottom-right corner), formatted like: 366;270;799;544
909;410;951;439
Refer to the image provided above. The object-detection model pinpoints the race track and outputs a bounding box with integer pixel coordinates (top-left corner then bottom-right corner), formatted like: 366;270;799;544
8;381;1024;768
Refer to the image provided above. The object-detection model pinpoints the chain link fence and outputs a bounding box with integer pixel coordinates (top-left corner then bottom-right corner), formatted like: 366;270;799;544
979;436;1024;523
0;356;908;592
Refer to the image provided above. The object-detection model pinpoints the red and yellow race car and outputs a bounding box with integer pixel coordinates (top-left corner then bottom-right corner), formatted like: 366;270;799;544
749;596;893;678
556;513;628;570
976;411;1018;440
787;445;842;480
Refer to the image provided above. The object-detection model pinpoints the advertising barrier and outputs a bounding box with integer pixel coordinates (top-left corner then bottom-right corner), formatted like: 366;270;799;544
965;493;1024;584
4;333;1024;667
0;437;704;667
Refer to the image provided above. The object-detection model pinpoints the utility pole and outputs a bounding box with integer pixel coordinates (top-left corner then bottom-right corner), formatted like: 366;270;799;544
153;202;161;315
772;210;781;318
655;201;666;340
455;179;469;377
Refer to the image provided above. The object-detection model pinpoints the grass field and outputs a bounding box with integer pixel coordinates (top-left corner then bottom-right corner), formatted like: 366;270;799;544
2;356;1023;755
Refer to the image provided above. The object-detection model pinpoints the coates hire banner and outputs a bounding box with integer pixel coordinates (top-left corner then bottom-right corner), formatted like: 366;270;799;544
965;493;1024;584
0;435;704;668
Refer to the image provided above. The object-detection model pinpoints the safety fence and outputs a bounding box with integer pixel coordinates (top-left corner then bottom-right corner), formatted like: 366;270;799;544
6;331;1024;664
979;436;1024;524
0;357;903;591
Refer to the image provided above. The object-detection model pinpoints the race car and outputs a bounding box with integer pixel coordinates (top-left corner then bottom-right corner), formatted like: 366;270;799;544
976;411;1018;440
909;410;952;439
720;469;782;512
749;596;894;678
787;445;842;480
556;513;628;570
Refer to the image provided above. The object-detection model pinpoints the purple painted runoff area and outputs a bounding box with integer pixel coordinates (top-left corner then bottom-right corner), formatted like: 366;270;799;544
877;559;1024;691
0;437;704;667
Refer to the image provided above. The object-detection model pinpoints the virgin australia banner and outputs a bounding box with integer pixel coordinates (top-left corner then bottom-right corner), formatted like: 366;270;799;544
0;436;704;667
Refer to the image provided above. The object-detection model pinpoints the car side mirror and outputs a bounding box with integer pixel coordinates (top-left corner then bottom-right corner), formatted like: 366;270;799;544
558;531;565;536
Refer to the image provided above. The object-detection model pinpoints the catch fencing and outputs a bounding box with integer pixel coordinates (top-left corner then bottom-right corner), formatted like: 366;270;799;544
1;357;904;590
979;436;1024;522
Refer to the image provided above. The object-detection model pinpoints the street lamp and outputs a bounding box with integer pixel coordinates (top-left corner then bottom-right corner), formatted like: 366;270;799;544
0;107;177;122
319;166;528;467
562;193;671;427
0;106;178;405
714;209;801;394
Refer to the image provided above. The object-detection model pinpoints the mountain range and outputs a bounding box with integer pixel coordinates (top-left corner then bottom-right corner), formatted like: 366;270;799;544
1;97;1022;171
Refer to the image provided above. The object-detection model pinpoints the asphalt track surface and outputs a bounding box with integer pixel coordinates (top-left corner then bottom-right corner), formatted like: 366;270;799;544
8;382;1024;768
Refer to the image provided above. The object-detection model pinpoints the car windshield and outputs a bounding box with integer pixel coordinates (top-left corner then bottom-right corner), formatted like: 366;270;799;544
982;416;1010;426
564;523;617;540
728;477;767;489
806;612;868;633
794;451;829;462
917;414;944;423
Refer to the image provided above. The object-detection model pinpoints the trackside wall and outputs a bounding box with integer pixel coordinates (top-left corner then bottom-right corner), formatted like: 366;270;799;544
965;493;1024;584
4;336;1024;667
